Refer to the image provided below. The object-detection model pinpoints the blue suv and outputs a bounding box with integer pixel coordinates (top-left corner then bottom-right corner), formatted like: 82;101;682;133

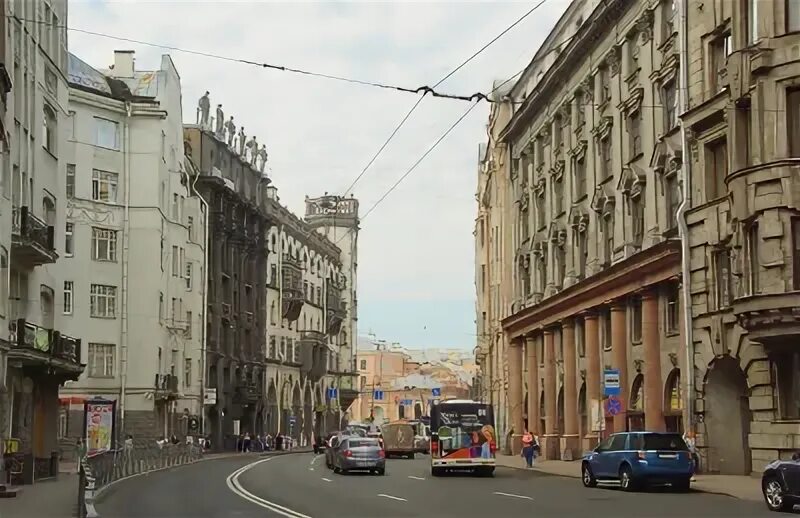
582;432;693;492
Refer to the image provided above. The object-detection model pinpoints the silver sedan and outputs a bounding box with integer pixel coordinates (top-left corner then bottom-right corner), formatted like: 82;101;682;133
332;437;386;475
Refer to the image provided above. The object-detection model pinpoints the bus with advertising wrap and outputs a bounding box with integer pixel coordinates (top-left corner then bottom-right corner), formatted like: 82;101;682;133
429;399;496;477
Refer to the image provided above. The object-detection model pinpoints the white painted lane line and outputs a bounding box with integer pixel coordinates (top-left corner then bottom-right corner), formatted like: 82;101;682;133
309;467;315;471
407;475;426;480
226;457;313;518
377;494;408;502
493;491;533;500
321;477;332;482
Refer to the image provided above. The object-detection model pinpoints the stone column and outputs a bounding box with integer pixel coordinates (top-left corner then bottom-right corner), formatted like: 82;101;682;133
643;289;665;431
508;337;525;455
611;302;629;433
561;319;579;458
525;334;539;434
583;312;601;450
542;328;559;460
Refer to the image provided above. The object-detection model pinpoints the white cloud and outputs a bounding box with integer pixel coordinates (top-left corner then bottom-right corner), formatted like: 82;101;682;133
69;0;569;345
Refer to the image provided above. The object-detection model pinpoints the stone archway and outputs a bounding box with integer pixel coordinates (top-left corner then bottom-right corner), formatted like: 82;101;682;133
303;384;313;445
266;381;278;436
628;374;645;431
291;384;302;442
704;356;751;475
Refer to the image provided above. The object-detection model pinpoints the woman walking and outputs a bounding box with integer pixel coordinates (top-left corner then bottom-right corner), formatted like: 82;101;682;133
521;429;535;468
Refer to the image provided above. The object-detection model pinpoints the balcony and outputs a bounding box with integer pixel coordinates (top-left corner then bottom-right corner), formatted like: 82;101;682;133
298;331;327;383
154;374;179;401
281;255;304;322
234;383;262;405
325;289;347;336
733;292;800;347
11;207;57;268
8;319;83;379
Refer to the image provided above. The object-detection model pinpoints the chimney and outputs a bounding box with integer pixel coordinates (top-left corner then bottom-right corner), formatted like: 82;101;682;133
112;50;135;78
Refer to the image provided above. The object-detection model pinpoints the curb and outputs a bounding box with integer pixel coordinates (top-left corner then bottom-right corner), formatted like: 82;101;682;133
89;449;313;515
498;461;757;501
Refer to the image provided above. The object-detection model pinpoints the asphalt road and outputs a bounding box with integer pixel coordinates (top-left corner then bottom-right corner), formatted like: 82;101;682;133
97;452;775;518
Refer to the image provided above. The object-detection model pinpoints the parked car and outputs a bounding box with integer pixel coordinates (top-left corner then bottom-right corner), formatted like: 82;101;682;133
582;432;693;492
331;437;386;475
762;451;800;512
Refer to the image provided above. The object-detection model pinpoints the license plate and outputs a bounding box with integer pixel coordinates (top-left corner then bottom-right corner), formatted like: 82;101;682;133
658;454;678;459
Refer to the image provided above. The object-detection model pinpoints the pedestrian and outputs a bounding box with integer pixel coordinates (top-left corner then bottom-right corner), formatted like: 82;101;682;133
275;433;284;451
312;433;320;455
683;431;699;481
265;433;273;451
521;429;534;468
243;432;251;453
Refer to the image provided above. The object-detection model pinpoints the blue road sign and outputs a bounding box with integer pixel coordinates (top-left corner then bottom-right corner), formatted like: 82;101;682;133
401;399;413;406
432;387;441;397
374;390;384;400
603;369;621;397
605;395;622;416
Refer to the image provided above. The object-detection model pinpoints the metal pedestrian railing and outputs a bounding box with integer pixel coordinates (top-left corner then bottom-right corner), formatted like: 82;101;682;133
77;444;204;518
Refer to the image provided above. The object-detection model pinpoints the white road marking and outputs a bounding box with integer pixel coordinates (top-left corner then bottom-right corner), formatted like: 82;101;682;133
407;475;426;480
377;494;408;502
493;491;533;500
309;467;315;471
321;477;332;482
226;457;313;518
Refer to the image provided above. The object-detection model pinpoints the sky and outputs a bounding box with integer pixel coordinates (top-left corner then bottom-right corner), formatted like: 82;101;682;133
69;0;569;350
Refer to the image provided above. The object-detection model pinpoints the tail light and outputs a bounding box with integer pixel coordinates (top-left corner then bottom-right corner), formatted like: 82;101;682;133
637;451;646;460
344;450;353;458
378;449;385;459
431;440;439;456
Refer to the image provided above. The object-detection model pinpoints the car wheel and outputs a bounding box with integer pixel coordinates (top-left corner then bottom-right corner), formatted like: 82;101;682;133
763;476;792;512
619;465;637;492
581;463;597;488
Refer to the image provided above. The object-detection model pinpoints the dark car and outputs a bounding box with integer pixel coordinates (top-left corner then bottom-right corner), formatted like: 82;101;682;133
762;451;800;512
582;432;693;492
332;437;386;475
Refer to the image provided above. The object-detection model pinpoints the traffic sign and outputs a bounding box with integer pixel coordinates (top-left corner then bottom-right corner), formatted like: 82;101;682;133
603;369;621;397
401;399;413;406
188;416;200;431
605;395;622;416
431;387;441;397
326;387;338;400
374;390;384;400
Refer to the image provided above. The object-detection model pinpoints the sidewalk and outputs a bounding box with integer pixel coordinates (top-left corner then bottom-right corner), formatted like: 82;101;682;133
0;470;78;518
496;454;763;501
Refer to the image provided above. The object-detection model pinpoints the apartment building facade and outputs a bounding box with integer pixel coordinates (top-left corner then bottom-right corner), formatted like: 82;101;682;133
0;0;86;483
480;0;689;461
263;189;354;444
57;51;205;443
681;0;800;474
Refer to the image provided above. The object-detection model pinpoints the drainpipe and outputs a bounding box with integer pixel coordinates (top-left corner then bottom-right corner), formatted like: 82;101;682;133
277;225;284;434
119;102;132;437
190;168;209;436
676;0;695;436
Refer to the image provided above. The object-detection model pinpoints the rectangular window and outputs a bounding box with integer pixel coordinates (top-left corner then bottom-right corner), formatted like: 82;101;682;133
575;93;586;127
789;0;800;32
601;308;612;350
88;343;115;378
603;216;613;264
172;245;179;276
599;67;610;104
576;318;586;357
65;222;74;257
63;281;73;315
773;351;800;420
661;81;678;132
185;311;192;338
666;174;681;229
631;195;644;247
91;227;117;262
179;248;185;279
0;248;7;317
185;261;193;290
66;163;75;198
600;137;612;180
663;0;676;41
705;138;728;201
92;170;118;202
93;117;119;150
747;222;760;294
172;194;179;220
90;284;117;318
574;156;586;198
577;231;588;278
748;0;759;44
710;34;732;93
789;88;800;157
666;285;680;335
553;176;564;215
630;296;643;343
187;216;194;241
628;110;642;159
715;248;733;308
184;358;192;388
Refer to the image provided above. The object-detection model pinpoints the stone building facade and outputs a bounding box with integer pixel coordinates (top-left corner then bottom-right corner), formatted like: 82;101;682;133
682;0;800;473
474;80;515;443
58;51;204;445
479;0;690;461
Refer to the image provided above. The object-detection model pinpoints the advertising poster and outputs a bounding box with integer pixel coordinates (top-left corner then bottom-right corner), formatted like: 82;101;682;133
84;399;116;457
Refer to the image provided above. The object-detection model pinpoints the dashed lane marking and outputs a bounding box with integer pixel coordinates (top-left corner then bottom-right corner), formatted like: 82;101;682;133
493;491;533;500
321;478;332;482
377;494;408;502
407;476;425;480
226;457;313;518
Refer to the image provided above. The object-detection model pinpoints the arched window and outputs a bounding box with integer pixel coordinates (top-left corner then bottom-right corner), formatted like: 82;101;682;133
43;104;57;154
629;374;645;431
664;369;683;433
